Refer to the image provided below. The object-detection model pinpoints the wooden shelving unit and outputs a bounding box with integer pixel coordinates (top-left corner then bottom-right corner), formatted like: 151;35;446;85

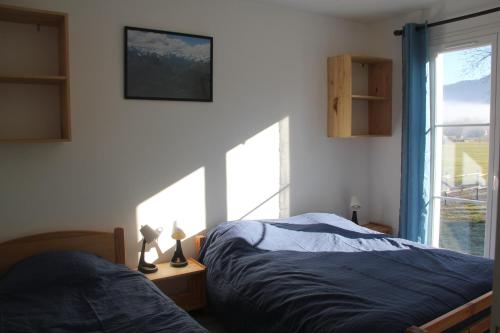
327;54;392;138
0;4;70;143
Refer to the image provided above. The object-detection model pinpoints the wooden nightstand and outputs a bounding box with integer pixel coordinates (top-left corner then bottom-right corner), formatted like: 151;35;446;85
144;258;206;311
362;222;393;235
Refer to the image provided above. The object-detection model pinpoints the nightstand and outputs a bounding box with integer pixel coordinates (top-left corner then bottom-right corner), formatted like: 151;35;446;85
144;258;206;311
362;222;393;235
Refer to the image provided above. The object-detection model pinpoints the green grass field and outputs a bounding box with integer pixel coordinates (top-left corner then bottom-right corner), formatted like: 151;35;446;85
441;141;489;186
439;141;488;255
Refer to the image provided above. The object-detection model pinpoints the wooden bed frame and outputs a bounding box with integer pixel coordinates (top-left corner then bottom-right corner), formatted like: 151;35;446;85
195;235;493;333
0;228;125;274
405;291;492;333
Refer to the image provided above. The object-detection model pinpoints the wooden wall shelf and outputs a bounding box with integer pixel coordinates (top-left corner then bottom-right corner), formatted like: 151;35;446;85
327;54;392;138
0;4;70;143
0;75;67;84
0;138;71;144
351;94;388;101
0;4;64;25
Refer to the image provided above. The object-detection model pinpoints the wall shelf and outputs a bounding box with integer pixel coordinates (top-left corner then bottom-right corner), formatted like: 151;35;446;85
327;54;392;138
0;75;67;84
0;4;70;143
351;55;392;64
351;94;388;101
350;134;392;138
0;138;71;144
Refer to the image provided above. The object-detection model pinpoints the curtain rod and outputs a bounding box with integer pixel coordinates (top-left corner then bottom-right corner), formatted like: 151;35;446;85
393;6;500;36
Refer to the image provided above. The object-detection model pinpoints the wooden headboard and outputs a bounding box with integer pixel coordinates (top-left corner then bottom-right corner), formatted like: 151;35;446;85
0;228;125;273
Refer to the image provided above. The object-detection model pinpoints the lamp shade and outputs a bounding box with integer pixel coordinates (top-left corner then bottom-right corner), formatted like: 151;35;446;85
350;196;361;210
171;221;186;240
140;225;160;243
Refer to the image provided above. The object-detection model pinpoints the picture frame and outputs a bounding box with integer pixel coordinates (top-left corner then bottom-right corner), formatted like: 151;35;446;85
124;26;213;102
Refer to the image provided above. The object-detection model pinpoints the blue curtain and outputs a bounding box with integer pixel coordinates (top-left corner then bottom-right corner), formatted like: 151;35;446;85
399;23;431;243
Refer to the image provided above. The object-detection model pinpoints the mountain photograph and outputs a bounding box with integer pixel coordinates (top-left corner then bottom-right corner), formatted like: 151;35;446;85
125;28;212;101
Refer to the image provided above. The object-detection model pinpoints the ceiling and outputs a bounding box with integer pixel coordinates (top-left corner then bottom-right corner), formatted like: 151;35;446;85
251;0;444;22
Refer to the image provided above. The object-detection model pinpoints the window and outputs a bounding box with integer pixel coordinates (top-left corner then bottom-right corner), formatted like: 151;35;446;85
430;35;497;257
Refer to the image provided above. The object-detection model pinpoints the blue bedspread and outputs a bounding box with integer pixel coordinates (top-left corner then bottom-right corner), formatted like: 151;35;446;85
0;251;207;333
200;213;493;333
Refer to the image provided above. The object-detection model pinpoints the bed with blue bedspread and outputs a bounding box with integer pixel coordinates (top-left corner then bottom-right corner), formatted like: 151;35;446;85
0;251;207;333
199;213;493;333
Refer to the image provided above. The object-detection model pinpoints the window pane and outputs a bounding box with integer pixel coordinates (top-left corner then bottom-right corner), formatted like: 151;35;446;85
438;198;485;256
440;126;489;200
437;45;491;125
432;42;493;258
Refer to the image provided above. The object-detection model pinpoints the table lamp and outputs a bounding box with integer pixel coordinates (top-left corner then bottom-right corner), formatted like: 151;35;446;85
170;221;187;267
350;196;361;225
138;224;161;274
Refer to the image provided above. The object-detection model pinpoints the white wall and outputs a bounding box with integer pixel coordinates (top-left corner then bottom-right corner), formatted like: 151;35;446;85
0;0;373;266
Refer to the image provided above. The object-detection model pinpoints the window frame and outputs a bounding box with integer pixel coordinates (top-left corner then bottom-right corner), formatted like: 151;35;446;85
428;33;499;258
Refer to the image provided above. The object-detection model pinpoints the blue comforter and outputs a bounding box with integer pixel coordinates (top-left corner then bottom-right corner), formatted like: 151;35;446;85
200;213;493;333
0;251;207;333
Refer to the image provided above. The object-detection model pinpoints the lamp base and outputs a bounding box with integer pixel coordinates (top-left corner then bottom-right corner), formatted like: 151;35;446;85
138;238;158;274
138;263;158;274
351;210;359;225
170;239;188;268
170;260;188;268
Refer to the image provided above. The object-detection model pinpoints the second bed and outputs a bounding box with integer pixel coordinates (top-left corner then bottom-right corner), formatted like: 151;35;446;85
199;213;493;333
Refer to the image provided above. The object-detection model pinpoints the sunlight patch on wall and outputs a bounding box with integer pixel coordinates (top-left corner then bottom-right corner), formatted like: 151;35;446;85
226;117;290;221
279;117;290;218
136;167;206;262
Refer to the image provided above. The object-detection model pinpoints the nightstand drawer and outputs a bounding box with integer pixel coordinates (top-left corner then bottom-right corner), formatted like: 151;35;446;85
143;258;206;311
153;270;206;311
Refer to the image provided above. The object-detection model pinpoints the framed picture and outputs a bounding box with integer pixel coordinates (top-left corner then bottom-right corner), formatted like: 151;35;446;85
124;26;213;101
